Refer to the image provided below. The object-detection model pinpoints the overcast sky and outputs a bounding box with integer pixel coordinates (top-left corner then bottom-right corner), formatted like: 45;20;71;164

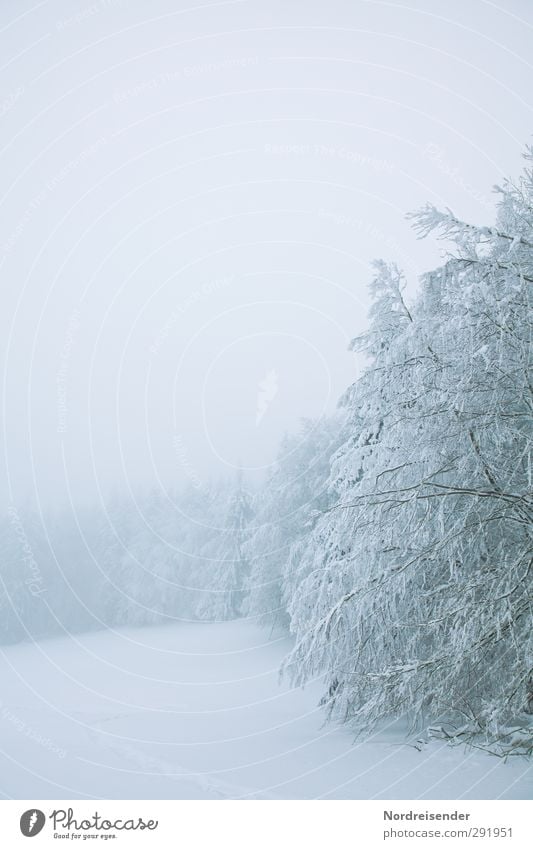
1;0;532;510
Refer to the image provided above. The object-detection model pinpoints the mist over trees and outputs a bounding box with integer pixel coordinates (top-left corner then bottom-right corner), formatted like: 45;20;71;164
1;150;531;756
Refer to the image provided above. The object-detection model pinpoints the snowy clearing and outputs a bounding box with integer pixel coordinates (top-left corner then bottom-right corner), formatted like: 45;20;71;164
0;621;530;800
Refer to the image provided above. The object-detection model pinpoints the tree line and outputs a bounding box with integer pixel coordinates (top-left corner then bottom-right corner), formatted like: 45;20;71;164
1;148;531;755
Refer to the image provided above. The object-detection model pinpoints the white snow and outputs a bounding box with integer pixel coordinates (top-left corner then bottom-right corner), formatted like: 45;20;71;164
0;620;530;800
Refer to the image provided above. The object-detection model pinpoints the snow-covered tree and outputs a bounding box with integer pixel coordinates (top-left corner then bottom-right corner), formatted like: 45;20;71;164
195;472;254;620
243;415;345;630
284;150;533;755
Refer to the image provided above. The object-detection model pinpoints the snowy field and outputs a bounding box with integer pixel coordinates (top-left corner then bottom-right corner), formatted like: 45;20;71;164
0;621;530;800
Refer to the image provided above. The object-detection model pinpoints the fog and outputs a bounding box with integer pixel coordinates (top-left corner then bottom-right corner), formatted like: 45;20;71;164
1;0;531;509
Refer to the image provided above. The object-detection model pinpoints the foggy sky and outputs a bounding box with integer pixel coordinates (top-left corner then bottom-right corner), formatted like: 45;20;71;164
1;0;532;509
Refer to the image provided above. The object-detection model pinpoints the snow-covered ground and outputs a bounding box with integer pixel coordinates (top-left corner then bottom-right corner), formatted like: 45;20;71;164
0;621;530;800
